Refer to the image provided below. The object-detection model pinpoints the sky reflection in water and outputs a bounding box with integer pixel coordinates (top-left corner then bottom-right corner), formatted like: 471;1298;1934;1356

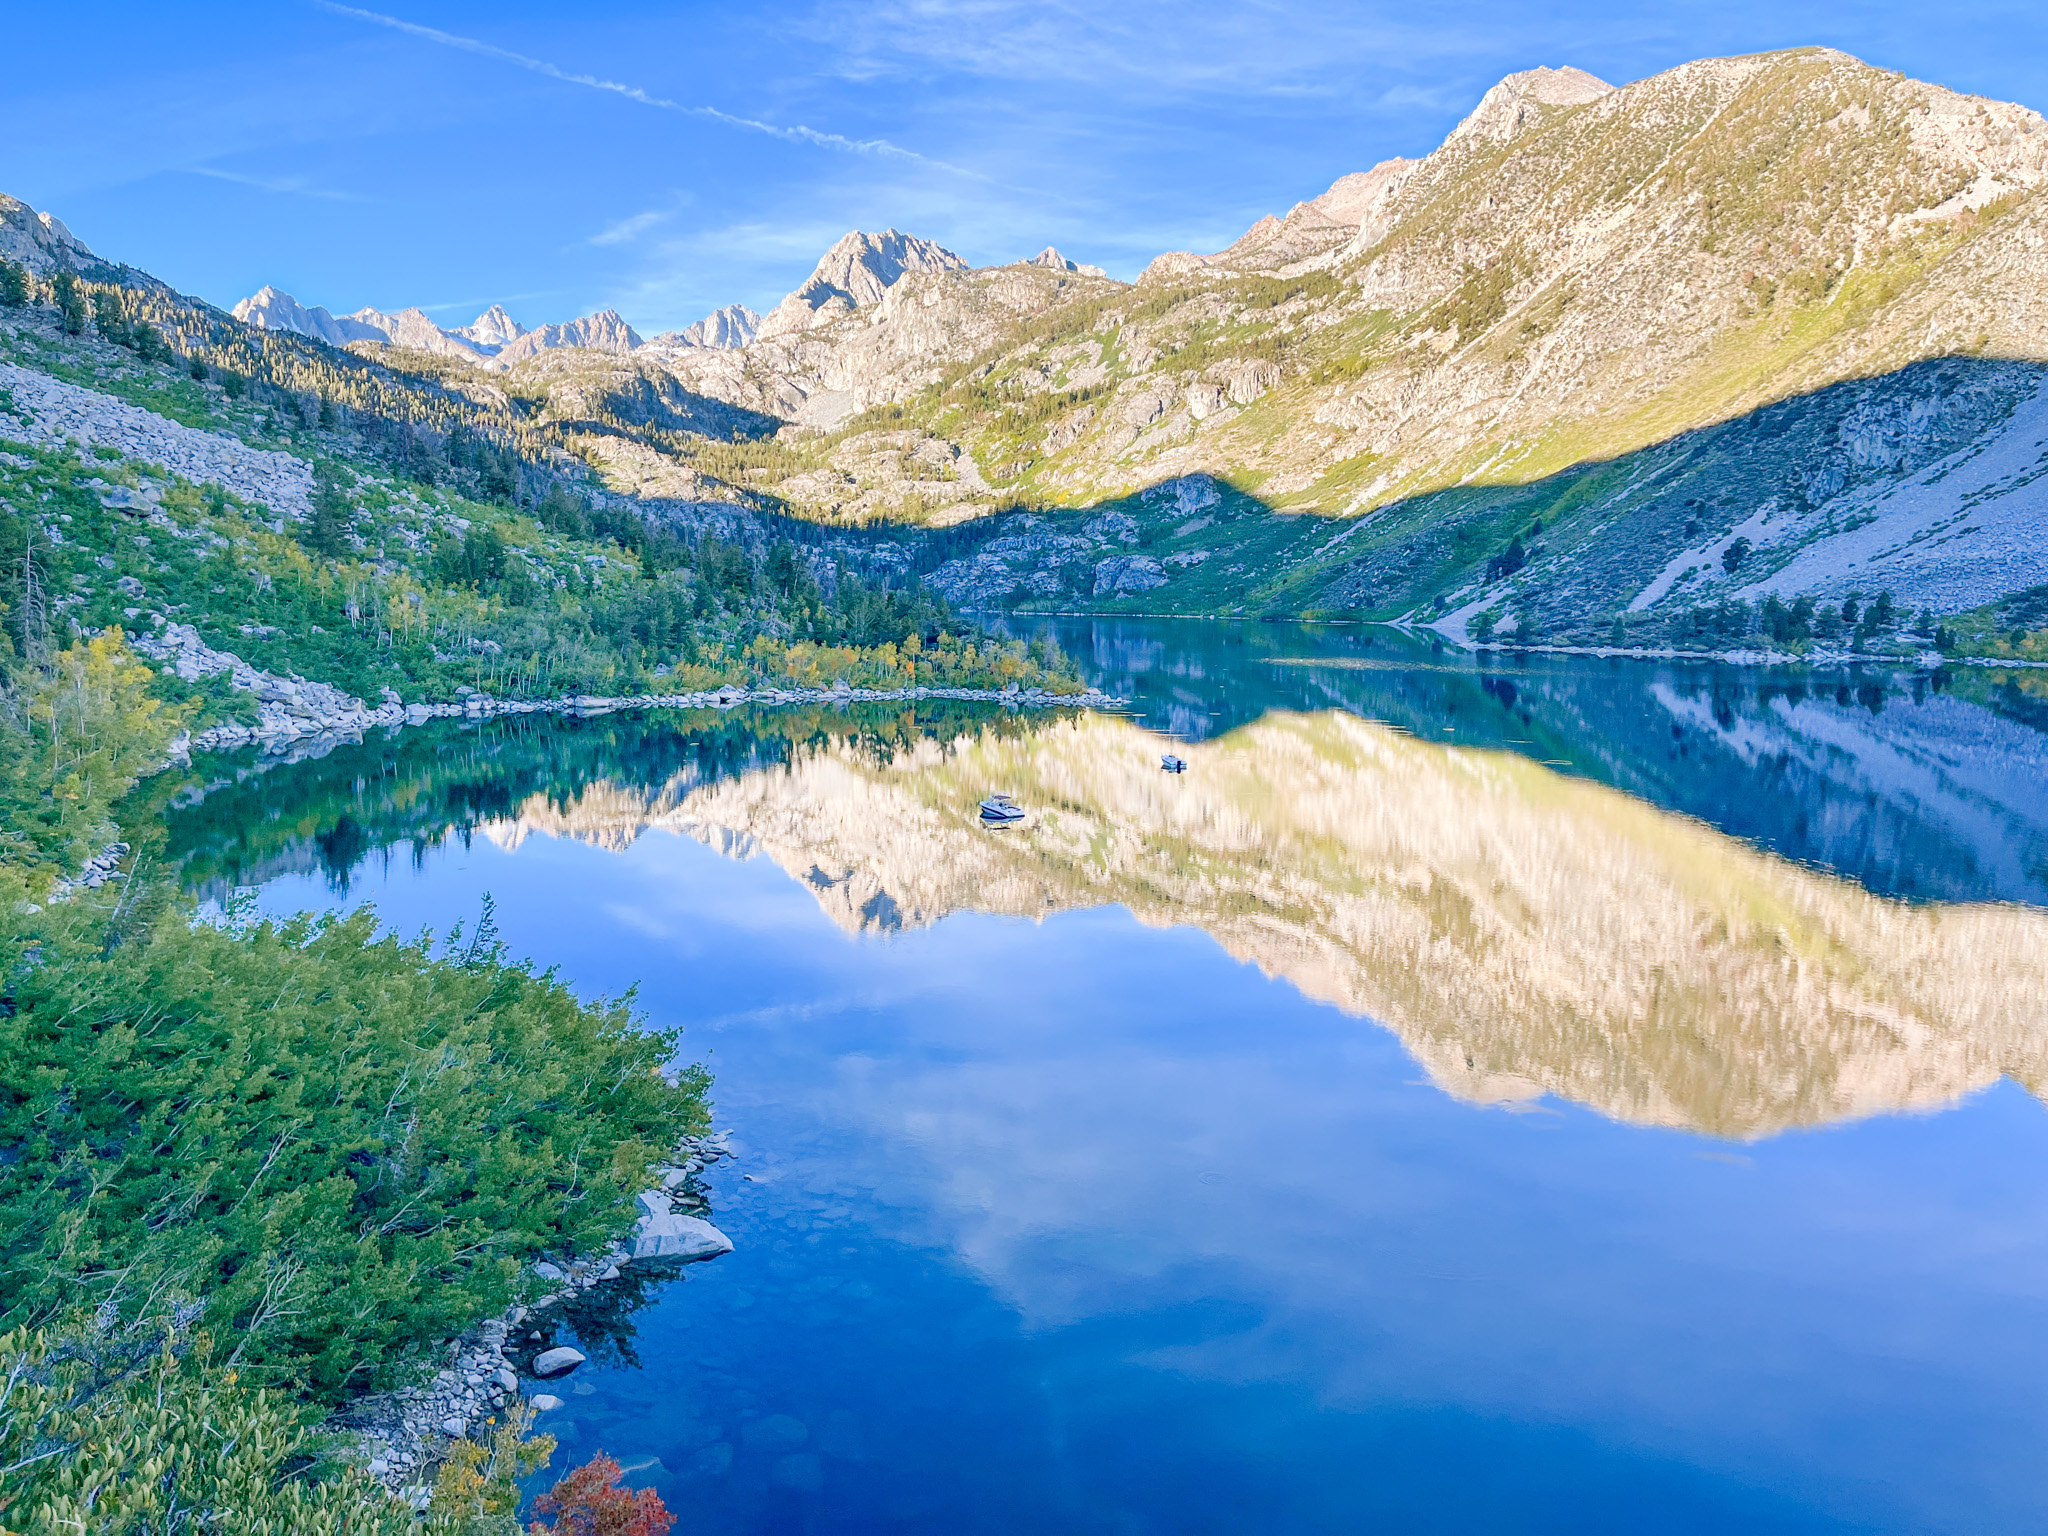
221;632;2048;1534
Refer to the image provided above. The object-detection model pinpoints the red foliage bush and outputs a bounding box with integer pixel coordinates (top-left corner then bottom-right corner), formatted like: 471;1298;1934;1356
528;1452;675;1536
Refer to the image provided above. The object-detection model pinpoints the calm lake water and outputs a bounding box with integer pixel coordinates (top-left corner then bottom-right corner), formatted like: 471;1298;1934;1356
166;623;2048;1534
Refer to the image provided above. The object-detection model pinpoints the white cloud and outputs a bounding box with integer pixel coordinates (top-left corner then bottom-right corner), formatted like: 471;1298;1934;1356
589;207;677;247
821;0;1507;97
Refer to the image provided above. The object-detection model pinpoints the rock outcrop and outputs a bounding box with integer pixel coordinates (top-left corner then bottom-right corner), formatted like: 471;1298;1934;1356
1444;63;1616;145
1026;246;1108;278
0;193;97;273
631;1190;734;1261
130;623;402;751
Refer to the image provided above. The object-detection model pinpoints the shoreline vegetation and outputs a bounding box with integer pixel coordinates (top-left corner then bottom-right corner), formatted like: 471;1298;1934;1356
0;633;714;1531
0;628;1100;1532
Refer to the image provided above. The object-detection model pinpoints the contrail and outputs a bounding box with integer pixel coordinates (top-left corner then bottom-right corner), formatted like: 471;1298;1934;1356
187;167;368;202
316;3;983;178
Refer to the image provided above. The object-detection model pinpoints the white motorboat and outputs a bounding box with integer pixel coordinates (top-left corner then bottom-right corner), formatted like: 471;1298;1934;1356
978;791;1026;825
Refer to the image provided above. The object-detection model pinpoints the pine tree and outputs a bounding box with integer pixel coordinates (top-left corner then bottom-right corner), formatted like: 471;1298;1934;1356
50;270;88;335
0;258;27;306
92;289;129;345
302;470;357;557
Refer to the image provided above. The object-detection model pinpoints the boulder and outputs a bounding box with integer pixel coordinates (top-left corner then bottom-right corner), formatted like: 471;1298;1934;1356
531;1346;586;1378
530;1394;565;1412
632;1211;734;1263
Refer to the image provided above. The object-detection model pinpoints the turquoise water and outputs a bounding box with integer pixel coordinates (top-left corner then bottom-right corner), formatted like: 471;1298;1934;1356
178;624;2048;1533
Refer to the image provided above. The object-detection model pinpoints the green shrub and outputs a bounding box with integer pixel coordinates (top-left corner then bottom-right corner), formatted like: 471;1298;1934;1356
0;892;709;1405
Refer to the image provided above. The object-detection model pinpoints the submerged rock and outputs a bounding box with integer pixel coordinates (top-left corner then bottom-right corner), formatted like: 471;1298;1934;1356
531;1346;586;1378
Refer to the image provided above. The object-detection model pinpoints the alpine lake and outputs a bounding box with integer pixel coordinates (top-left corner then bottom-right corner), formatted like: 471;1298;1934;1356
162;620;2048;1535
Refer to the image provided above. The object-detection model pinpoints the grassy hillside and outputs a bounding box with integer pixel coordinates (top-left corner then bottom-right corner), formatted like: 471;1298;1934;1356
0;283;1078;726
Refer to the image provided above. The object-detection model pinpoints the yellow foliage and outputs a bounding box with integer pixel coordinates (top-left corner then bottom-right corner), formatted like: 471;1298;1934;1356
424;1402;557;1536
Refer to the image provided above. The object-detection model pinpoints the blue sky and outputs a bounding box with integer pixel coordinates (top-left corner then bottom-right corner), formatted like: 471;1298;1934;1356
6;2;2047;336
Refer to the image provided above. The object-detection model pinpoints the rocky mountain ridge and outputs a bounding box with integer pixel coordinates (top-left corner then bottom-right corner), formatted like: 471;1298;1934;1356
231;286;642;368
644;302;761;352
14;44;2048;646
0;192;100;273
601;46;2048;643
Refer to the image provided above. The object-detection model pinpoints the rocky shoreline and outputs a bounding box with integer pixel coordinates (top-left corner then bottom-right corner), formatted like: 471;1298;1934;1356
336;1131;740;1503
129;621;1121;762
1459;637;2048;669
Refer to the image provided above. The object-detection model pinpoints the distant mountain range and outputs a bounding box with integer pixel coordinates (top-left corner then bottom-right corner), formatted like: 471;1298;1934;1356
9;46;2047;644
226;229;1104;371
643;303;760;353
229;287;646;368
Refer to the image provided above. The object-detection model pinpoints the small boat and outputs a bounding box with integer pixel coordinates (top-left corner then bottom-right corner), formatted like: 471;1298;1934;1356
978;791;1026;825
1161;754;1188;774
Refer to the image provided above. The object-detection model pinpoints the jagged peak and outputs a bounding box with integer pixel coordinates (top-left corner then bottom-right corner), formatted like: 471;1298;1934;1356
0;193;95;274
755;228;969;339
1025;246;1108;278
1447;64;1616;145
643;303;761;352
458;304;526;349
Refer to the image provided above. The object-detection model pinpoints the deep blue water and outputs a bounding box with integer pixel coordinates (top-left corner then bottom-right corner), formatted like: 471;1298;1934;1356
200;624;2048;1534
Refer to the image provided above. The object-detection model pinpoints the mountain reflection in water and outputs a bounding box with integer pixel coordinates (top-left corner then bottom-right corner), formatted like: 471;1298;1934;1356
451;709;2047;1140
1026;618;2048;906
184;642;2048;1534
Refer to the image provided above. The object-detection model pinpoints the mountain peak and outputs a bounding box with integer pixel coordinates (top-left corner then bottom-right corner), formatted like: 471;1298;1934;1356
756;229;969;339
457;304;526;350
644;303;761;352
231;286;641;367
233;286;361;346
1026;246;1108;278
0;194;96;274
494;309;642;367
1449;64;1615;144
